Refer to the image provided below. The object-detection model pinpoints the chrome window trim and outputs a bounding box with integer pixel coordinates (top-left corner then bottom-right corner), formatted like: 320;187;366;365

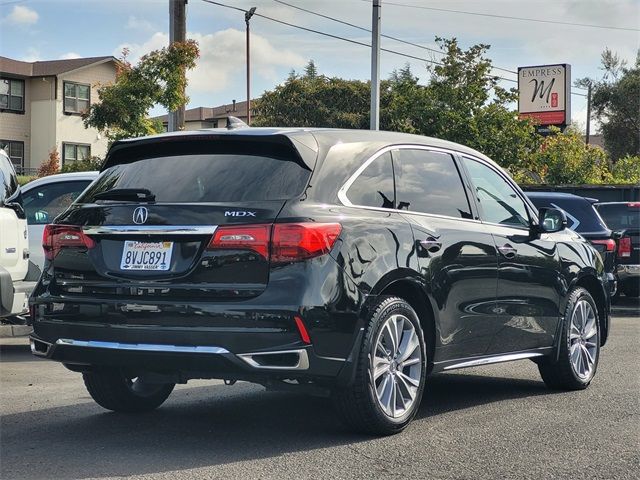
82;225;217;235
56;338;229;354
337;144;479;223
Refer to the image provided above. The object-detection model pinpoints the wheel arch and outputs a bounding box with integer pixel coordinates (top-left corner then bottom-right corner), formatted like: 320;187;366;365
573;274;609;346
376;276;438;373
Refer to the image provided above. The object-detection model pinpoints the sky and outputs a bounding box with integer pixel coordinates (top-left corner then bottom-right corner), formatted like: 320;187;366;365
1;0;638;131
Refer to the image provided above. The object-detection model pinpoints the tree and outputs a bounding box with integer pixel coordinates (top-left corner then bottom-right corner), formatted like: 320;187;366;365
512;127;613;185
84;41;199;142
253;60;373;129
255;42;539;168
37;148;60;177
577;48;640;161
611;155;640;184
60;156;103;173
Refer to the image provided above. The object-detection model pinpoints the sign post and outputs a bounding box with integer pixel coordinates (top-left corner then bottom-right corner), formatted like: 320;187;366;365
518;64;571;134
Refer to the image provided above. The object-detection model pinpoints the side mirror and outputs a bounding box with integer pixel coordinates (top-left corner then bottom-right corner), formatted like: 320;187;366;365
536;207;567;233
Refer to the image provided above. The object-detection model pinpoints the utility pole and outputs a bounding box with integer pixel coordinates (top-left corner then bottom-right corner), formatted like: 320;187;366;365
585;82;592;145
245;7;256;126
169;0;187;132
370;0;381;130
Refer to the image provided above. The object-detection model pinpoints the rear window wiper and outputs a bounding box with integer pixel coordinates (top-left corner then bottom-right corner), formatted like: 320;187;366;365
93;188;156;202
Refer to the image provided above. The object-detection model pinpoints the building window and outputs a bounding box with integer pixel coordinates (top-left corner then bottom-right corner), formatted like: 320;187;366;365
0;140;25;169
0;78;25;112
64;82;90;114
62;143;91;165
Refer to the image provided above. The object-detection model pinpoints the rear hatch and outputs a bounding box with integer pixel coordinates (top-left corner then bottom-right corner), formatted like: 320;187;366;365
46;133;317;300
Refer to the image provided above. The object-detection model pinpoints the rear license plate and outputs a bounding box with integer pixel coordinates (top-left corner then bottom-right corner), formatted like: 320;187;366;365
120;241;173;271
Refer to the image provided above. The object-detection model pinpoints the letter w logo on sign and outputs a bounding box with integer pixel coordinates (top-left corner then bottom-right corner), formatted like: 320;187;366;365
529;78;556;104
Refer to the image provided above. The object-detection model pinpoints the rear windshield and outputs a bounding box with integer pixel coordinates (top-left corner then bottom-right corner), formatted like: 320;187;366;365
596;204;640;230
527;196;609;233
78;154;312;203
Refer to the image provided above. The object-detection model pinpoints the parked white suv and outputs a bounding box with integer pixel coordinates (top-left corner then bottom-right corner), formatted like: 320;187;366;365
0;150;38;320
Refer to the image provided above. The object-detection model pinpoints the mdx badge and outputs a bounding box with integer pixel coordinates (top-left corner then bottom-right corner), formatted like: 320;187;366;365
225;211;257;217
133;206;149;224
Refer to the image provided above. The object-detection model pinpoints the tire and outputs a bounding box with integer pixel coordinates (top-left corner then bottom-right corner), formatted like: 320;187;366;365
83;369;175;413
333;296;427;435
538;287;600;390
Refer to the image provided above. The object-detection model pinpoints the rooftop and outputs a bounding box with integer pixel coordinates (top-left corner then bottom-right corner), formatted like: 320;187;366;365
0;55;117;77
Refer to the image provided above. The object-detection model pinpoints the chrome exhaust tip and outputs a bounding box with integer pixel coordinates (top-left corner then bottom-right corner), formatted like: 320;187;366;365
238;349;309;370
30;338;52;357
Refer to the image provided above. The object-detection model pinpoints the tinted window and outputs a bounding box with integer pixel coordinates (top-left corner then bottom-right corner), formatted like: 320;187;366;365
346;152;395;209
79;154;311;203
595;204;640;230
23;180;92;224
394;149;472;219
463;157;529;228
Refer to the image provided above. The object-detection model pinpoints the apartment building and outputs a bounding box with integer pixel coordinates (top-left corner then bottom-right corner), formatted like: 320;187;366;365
0;55;118;174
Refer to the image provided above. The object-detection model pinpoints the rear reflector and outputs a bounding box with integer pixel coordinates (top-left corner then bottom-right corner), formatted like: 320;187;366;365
294;315;311;344
208;224;270;259
43;225;96;261
618;236;632;258
591;239;616;252
627;202;640;208
207;222;342;264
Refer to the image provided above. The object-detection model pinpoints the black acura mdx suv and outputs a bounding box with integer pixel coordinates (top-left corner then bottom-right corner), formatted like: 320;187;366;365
29;128;610;435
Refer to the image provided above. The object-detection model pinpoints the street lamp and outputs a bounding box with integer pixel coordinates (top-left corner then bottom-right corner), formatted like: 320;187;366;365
245;7;256;126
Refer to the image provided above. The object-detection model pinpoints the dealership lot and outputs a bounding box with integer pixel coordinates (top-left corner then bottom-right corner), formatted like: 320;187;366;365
1;300;638;480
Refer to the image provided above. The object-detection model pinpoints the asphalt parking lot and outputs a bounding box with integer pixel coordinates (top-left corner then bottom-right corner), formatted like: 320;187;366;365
1;299;638;480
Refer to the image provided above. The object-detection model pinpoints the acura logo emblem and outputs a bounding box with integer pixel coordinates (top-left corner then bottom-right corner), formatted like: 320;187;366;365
132;206;149;225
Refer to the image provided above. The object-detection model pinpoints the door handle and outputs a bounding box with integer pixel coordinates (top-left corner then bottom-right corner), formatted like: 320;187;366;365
420;237;442;253
498;244;517;258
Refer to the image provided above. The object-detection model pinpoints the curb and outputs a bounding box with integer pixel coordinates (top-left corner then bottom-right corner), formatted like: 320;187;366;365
0;324;33;337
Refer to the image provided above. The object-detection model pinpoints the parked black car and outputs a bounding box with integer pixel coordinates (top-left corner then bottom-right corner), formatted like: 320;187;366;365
594;202;640;298
526;192;617;294
29;129;610;435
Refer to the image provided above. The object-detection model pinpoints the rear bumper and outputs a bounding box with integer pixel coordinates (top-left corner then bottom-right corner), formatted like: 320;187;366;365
616;264;640;281
29;327;350;384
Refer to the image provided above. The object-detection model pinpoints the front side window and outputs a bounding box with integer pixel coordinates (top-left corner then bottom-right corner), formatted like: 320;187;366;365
64;82;90;114
62;143;91;165
462;157;530;228
0;78;25;112
23;180;91;224
345;152;395;209
0;140;24;169
393;149;472;219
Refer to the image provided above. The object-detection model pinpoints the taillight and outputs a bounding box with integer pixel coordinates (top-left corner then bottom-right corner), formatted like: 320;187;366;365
208;224;271;259
207;222;342;263
591;239;616;252
271;223;342;263
618;237;632;258
42;225;96;261
627;202;640;208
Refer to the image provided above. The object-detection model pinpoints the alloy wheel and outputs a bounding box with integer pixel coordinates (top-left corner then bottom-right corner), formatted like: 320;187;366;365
372;314;422;418
569;299;598;380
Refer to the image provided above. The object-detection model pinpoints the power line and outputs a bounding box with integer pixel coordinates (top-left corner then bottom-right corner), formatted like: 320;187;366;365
273;0;517;76
201;0;587;97
378;0;639;32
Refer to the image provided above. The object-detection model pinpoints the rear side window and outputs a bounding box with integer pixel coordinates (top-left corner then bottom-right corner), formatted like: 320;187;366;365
79;154;312;203
596;204;640;230
393;149;472;219
345;152;395;209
